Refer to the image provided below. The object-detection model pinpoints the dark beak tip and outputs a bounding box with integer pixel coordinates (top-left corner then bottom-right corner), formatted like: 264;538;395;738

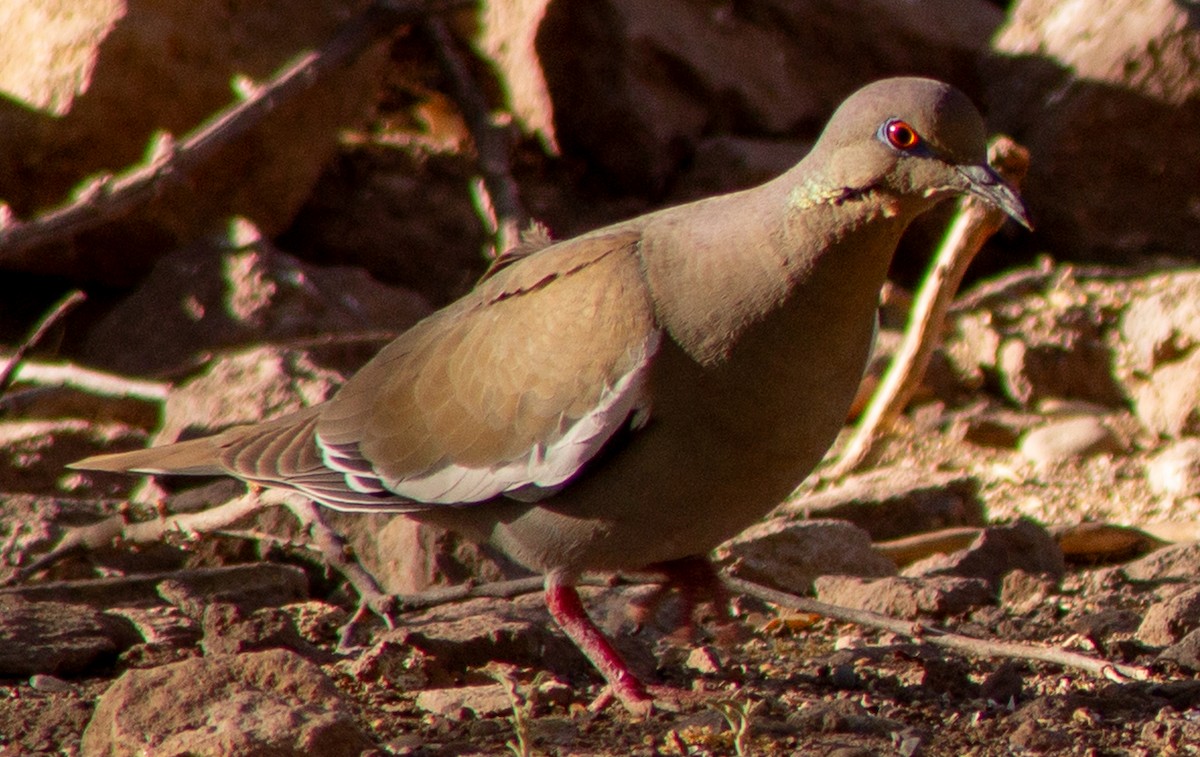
960;164;1033;233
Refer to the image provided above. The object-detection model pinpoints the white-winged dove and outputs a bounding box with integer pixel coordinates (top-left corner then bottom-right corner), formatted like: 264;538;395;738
73;77;1029;714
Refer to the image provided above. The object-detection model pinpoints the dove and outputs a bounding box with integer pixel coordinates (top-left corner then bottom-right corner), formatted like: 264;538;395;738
73;77;1030;714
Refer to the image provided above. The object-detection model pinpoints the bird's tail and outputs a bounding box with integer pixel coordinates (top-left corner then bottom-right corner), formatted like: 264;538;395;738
69;435;227;476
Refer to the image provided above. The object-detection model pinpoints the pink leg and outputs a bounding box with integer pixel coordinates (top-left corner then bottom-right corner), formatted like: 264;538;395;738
627;556;738;643
544;578;652;715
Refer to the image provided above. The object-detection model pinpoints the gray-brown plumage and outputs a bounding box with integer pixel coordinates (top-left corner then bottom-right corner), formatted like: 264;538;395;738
73;77;1029;713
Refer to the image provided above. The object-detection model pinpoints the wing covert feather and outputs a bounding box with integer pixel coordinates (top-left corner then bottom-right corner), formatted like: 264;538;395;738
314;231;660;504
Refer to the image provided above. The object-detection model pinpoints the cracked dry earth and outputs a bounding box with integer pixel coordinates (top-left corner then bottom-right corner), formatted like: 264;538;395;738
4;263;1200;756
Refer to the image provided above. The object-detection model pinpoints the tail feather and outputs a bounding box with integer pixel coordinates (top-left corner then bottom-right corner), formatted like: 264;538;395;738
69;436;226;476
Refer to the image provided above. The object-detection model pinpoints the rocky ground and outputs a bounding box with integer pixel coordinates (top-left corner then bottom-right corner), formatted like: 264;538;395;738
4;260;1200;756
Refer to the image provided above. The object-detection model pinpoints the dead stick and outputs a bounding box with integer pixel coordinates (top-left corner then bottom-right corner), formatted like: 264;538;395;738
3;360;169;403
0;0;466;267
423;16;526;257
0;290;86;399
6;490;265;584
828;137;1031;478
723;576;1150;683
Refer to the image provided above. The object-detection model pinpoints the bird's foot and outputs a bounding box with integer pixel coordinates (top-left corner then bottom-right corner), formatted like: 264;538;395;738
626;556;743;645
545;579;659;717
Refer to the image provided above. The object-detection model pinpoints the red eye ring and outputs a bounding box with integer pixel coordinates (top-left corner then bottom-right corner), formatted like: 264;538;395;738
885;119;920;150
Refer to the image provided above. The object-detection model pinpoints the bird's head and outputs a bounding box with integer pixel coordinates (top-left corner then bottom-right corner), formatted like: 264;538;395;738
807;77;1031;229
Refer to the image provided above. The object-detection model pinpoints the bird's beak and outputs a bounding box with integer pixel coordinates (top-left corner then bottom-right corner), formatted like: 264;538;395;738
956;164;1033;231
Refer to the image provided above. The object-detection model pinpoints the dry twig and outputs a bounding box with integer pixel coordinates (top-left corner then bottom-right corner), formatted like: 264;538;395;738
422;16;527;257
828;137;1031;478
0;360;169;409
0;290;87;400
4;490;266;585
723;576;1152;683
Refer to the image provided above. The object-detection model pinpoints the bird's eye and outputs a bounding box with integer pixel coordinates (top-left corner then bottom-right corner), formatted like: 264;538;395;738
884;119;920;150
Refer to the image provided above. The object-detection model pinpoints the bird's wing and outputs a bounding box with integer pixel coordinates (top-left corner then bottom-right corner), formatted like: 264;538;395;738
313;229;660;508
71;231;660;512
189;229;654;512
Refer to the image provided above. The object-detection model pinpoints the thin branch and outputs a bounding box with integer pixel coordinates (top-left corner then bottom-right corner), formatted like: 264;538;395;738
0;290;86;399
0;0;467;268
5;490;266;584
722;576;1151;683
3;359;169;404
827;137;1031;478
422;16;526;257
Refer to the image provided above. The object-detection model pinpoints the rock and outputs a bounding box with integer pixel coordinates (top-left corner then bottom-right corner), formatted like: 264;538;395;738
80;649;374;756
999;569;1059;615
333;513;523;596
153;563;310;616
1121;542;1200;583
283;602;348;646
349;639;436;690
980;661;1025;704
1008;718;1072;753
668;136;809;203
152;345;345;446
903;519;1065;589
0;0;385;285
782;468;985;541
684;646;722;674
942;270;1125;409
384;596;584;674
1159;627;1200;673
716;519;896;594
0;596;139;677
415;683;513;719
1146;439;1200;498
814;574;992;620
1137;586;1200;647
986;0;1200;264
199;604;317;658
1117;271;1200;437
537;0;1001;192
80;231;430;376
1018;415;1121;464
787;698;898;736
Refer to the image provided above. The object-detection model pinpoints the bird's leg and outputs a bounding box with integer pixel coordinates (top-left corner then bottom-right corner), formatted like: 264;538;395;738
627;555;740;644
544;576;653;716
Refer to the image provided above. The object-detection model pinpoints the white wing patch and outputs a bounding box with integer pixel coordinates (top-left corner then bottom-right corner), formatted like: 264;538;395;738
315;331;661;505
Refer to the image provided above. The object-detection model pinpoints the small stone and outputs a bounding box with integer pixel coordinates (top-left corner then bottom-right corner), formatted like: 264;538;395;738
1137;586;1200;646
1009;718;1071;753
1159;628;1200;672
980;661;1025;704
999;569;1059;615
1122;542;1200;582
903;519;1065;590
814;575;993;620
716;519;896;594
415;683;513;718
780;468;985;541
1018;415;1120;464
0;596;139;677
29;674;73;693
685;646;722;674
80;649;373;757
1145;439;1200;497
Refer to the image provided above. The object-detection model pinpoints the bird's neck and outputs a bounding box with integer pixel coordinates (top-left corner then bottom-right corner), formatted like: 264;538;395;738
638;174;922;368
